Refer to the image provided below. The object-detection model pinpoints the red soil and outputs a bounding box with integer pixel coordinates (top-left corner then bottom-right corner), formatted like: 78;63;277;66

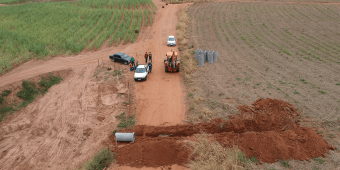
112;137;190;168
115;98;336;167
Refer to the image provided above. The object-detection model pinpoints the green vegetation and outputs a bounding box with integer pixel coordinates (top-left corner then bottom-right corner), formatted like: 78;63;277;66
17;81;39;107
312;157;325;164
1;89;12;97
0;73;63;122
0;0;156;73
83;148;116;170
115;112;137;130
281;160;290;168
38;73;63;94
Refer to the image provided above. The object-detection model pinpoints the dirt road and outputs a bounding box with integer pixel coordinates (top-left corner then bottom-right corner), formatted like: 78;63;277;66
0;1;187;169
133;1;187;126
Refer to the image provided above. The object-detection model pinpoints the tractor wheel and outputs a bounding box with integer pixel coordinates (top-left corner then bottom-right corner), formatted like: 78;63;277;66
165;66;168;72
176;66;180;72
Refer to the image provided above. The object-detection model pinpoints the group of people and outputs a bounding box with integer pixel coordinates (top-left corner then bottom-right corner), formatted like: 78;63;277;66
144;52;152;63
129;51;153;73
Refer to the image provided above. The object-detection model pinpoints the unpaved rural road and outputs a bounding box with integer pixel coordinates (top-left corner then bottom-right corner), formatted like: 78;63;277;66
0;0;187;169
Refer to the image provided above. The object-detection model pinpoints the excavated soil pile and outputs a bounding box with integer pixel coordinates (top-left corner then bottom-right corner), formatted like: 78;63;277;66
112;137;190;168
116;98;336;166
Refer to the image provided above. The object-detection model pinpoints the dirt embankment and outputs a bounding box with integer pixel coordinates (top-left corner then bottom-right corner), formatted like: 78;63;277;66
113;98;336;167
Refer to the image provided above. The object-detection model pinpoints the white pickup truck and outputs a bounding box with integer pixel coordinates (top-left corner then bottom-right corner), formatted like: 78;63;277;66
134;65;149;81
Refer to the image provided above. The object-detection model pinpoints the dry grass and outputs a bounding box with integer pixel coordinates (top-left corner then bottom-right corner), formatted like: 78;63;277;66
189;134;246;170
194;96;204;103
199;107;213;121
176;7;197;76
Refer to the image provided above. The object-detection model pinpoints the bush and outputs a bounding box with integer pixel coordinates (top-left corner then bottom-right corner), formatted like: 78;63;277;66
1;89;12;96
0;105;15;122
116;112;137;129
0;96;3;104
16;81;38;102
84;148;116;170
38;73;63;94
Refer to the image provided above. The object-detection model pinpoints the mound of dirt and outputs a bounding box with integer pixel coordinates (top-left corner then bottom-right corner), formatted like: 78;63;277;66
116;98;336;166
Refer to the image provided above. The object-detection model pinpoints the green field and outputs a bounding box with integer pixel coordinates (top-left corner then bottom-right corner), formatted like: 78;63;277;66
0;0;156;74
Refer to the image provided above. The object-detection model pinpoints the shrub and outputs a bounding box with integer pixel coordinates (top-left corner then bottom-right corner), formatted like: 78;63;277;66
1;89;12;96
39;74;63;94
16;81;38;102
84;148;116;170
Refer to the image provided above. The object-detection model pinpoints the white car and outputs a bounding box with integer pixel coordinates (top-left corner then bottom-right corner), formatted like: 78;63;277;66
167;35;176;46
134;65;149;81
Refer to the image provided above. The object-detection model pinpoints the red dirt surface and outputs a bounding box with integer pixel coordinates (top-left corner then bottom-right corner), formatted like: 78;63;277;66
112;137;190;168
117;98;336;166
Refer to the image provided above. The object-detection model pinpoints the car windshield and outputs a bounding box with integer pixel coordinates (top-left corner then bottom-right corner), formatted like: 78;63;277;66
122;54;128;58
168;38;175;41
136;68;146;73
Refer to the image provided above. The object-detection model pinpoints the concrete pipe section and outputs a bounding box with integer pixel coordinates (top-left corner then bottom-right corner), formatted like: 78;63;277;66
115;132;135;142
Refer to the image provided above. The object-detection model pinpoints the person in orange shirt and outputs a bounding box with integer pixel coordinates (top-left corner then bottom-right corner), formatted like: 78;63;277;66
144;52;148;63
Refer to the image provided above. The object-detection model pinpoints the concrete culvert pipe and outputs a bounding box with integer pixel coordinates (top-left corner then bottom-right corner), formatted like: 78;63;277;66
205;50;210;62
195;48;201;60
115;132;135;142
208;51;213;63
198;53;204;66
213;51;218;62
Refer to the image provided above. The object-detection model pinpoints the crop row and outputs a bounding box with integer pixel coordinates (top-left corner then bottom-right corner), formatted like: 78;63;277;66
0;0;155;73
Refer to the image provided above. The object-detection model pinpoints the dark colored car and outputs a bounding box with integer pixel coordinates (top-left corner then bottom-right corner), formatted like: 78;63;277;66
109;52;132;65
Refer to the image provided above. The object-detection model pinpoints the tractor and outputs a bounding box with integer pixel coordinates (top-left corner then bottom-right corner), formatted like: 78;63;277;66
164;50;180;72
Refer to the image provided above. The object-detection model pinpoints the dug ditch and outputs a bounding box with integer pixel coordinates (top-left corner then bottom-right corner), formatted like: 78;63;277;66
112;98;336;167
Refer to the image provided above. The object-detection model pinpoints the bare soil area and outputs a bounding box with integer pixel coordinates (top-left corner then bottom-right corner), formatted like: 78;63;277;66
185;1;340;169
0;1;189;169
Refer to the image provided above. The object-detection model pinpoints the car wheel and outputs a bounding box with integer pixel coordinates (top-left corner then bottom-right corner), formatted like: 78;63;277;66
113;59;116;62
124;61;128;65
145;76;147;81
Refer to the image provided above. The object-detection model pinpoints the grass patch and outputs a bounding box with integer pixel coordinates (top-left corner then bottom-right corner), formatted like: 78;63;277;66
0;73;63;122
312;157;325;164
318;90;326;94
189;134;249;170
1;89;12;97
115;112;137;130
38;73;63;94
83;148;116;170
113;70;122;76
281;160;290;168
16;81;39;107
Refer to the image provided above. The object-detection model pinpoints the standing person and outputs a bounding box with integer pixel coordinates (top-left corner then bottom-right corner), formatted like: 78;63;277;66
144;52;148;63
148;62;152;73
131;56;135;67
149;52;152;63
136;60;139;66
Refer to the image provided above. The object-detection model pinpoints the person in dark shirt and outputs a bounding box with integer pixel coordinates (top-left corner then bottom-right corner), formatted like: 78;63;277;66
149;52;152;63
148;62;152;73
